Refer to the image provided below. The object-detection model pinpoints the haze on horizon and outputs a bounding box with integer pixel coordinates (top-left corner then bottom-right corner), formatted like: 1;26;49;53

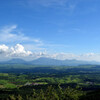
0;0;100;62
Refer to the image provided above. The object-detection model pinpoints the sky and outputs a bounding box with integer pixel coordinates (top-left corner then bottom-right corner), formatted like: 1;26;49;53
0;0;100;61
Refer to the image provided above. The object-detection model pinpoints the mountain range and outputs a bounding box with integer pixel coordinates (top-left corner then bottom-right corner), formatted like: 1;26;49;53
0;57;100;66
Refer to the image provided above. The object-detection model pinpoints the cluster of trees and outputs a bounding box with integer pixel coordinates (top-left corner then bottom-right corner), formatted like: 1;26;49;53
1;85;83;100
1;85;100;100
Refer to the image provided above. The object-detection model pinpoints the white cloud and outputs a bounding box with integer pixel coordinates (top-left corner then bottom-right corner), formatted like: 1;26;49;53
0;45;9;53
1;25;17;34
10;44;32;57
0;44;32;58
36;0;68;7
22;0;77;11
51;53;78;60
49;53;100;62
27;0;68;7
0;25;42;44
0;44;47;61
77;53;100;62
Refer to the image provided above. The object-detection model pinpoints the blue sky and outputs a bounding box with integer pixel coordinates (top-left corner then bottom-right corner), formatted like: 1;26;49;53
0;0;100;61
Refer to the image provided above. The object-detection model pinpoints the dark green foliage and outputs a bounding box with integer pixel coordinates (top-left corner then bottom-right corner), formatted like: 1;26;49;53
0;85;83;100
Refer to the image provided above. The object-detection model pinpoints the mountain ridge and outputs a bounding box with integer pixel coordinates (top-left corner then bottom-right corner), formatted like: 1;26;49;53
0;57;100;66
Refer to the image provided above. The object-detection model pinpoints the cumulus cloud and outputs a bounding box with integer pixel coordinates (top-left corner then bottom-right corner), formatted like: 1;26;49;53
0;44;32;58
10;44;32;57
0;44;47;61
0;45;9;54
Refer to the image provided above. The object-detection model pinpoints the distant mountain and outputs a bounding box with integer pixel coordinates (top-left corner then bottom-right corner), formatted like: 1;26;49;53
30;57;100;66
30;57;64;65
0;58;27;64
0;57;100;66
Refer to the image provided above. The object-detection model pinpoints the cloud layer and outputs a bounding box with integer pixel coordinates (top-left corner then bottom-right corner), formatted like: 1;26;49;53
0;44;100;62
